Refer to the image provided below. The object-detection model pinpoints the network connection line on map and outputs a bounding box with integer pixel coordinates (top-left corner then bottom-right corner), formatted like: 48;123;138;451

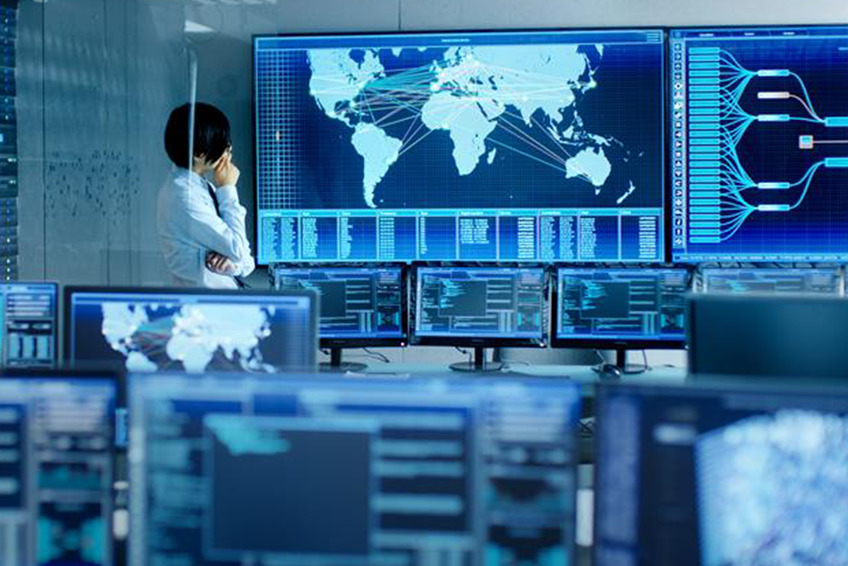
308;46;619;205
356;61;592;175
687;47;848;244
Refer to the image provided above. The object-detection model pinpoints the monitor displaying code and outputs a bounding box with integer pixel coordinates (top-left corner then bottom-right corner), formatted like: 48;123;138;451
670;26;848;262
556;268;689;344
130;374;581;566
0;377;115;566
274;266;405;341
595;383;848;566
255;29;666;263
700;267;843;294
414;267;546;341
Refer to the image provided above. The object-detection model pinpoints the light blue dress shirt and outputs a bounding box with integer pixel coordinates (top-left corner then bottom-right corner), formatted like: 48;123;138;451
157;168;255;288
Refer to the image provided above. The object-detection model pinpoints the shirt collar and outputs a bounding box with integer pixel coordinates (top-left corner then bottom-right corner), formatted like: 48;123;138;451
174;167;212;190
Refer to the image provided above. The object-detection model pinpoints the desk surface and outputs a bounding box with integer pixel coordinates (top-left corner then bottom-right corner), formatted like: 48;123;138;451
352;362;687;390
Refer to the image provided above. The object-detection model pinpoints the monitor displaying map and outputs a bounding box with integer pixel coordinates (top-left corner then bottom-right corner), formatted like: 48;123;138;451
64;287;318;373
255;29;666;264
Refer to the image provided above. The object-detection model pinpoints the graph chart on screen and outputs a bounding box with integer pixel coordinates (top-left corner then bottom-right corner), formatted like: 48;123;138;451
255;29;666;263
671;26;848;262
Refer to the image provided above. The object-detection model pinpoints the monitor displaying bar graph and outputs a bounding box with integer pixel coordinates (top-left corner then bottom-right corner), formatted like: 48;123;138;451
0;282;57;368
670;26;848;262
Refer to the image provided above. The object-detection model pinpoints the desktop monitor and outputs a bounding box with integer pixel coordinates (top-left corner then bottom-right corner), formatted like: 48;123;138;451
254;28;666;264
670;26;848;262
64;286;319;374
412;266;547;371
0;371;116;565
594;381;848;566
273;265;407;370
698;266;843;295
0;282;57;368
687;293;848;381
130;374;581;566
553;268;690;371
413;265;546;345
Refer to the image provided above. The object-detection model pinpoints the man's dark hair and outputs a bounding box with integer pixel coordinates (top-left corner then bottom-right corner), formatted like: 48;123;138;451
164;102;231;168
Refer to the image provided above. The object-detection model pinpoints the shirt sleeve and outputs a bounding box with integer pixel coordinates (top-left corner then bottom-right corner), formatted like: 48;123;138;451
215;185;256;277
178;183;255;275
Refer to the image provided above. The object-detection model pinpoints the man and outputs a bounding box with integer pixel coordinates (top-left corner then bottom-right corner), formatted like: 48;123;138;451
158;103;255;288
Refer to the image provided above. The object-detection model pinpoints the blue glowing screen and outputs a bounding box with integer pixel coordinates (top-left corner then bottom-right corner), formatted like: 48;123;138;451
130;374;581;566
255;29;666;263
670;26;848;262
273;266;405;341
67;290;316;373
0;377;115;566
699;267;843;294
556;268;690;344
595;383;848;566
414;267;547;342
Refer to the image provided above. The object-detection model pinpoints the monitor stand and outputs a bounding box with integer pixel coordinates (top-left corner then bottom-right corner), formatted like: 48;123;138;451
320;348;367;373
593;347;648;379
450;347;504;373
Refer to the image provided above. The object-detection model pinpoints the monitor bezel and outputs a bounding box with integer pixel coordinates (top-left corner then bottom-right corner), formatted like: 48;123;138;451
62;285;320;370
687;291;848;377
550;266;691;350
667;23;848;264
252;27;669;266
271;263;410;348
409;263;549;348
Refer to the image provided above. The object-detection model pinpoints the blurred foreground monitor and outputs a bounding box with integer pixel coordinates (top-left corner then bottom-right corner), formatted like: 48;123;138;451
130;374;581;565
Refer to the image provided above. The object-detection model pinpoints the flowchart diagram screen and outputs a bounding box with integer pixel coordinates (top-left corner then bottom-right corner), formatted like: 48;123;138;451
671;27;848;262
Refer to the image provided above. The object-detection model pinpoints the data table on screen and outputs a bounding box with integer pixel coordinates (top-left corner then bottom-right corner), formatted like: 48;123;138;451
255;29;666;263
670;26;848;262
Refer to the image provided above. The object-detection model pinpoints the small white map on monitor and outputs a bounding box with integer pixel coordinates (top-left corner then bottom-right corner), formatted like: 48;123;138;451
101;302;276;373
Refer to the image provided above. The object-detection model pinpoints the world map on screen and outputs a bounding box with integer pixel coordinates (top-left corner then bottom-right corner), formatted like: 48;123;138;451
305;44;637;209
100;303;276;373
